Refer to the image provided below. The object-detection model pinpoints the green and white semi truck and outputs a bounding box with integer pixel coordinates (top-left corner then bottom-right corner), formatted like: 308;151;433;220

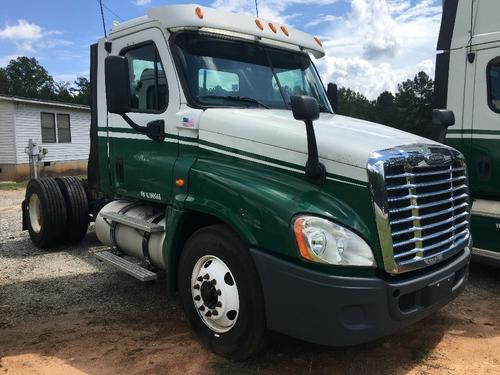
23;4;471;359
434;0;500;265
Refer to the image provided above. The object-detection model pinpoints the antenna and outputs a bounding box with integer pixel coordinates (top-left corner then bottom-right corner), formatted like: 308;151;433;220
99;0;107;38
255;0;259;18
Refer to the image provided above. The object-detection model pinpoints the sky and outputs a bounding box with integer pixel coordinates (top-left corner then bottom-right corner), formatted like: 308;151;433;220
0;0;443;99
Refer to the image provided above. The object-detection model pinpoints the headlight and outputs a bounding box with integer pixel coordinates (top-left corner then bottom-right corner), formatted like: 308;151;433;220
293;216;375;267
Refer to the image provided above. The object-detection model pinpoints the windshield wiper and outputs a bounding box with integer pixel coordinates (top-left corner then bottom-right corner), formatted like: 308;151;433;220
199;95;270;109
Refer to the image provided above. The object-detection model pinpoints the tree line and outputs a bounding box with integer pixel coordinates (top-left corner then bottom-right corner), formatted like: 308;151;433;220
0;56;434;137
0;56;90;105
336;71;434;138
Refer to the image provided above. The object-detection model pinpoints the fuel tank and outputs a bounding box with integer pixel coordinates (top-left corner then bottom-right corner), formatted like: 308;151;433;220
95;200;166;269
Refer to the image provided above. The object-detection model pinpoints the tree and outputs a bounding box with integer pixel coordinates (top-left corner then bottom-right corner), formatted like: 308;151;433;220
3;56;55;99
0;68;8;95
394;71;434;137
54;81;73;103
71;76;91;105
336;87;374;121
373;91;397;127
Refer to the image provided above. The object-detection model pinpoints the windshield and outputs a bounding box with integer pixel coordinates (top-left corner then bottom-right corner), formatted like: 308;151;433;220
173;32;331;112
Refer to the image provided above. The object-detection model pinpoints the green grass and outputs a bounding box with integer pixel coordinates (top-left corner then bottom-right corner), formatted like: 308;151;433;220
0;181;28;190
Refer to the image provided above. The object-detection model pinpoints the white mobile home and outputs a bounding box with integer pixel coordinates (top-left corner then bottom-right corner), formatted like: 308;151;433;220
0;96;90;181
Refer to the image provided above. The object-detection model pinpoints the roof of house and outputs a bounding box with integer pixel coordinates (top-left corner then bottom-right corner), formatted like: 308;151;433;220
0;95;90;111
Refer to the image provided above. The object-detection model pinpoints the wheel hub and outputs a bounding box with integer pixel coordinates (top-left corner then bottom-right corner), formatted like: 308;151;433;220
200;281;218;309
191;255;240;333
28;193;43;234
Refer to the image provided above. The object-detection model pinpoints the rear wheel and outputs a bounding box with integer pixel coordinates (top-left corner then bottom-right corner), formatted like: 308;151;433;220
178;225;267;360
25;178;67;248
55;176;89;243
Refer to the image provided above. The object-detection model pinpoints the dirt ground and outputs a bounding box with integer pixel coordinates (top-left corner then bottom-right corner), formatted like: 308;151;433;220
1;188;499;375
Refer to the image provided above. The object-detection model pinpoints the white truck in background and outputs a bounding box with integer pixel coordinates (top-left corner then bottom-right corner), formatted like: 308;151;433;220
433;0;500;265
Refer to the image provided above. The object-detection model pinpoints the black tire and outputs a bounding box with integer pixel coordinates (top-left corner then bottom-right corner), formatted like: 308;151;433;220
25;177;67;249
55;176;89;244
178;225;267;360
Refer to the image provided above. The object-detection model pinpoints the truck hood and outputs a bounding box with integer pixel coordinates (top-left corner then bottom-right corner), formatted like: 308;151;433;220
197;108;437;183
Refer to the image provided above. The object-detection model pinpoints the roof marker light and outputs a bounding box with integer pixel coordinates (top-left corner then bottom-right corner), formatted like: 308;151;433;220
195;7;204;19
314;36;322;47
255;19;264;30
268;23;277;33
280;26;289;36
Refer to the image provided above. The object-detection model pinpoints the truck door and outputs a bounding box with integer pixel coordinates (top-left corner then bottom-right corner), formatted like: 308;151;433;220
470;45;500;198
107;28;180;203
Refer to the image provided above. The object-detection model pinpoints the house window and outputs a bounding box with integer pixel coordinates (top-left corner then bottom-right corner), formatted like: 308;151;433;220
487;57;500;113
40;112;71;143
122;43;168;112
41;112;56;143
57;114;71;143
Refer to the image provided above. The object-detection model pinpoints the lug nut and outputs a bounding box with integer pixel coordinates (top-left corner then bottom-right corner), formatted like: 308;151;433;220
198;305;205;311
197;276;203;282
193;284;200;290
203;274;210;280
211;279;217;285
194;295;201;301
205;311;212;317
212;310;218;316
216;289;222;296
216;302;222;307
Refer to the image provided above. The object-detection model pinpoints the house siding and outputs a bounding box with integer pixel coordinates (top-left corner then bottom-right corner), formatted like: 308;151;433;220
0;100;16;164
14;103;90;164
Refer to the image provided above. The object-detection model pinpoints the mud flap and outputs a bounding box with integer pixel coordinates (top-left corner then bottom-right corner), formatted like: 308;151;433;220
21;200;28;230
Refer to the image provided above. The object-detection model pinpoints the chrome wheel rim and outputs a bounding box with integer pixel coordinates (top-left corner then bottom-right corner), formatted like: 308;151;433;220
28;193;43;234
191;255;240;333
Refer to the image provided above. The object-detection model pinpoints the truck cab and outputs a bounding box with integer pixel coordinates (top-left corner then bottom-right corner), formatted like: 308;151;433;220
434;0;500;265
23;4;471;359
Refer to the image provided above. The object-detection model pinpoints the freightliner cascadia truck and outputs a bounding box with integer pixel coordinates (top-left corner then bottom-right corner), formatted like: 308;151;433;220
22;4;472;359
433;0;500;266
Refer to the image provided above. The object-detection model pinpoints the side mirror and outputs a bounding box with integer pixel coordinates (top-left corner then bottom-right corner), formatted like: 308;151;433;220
291;96;325;184
105;56;131;114
326;83;338;113
291;95;319;121
432;109;455;143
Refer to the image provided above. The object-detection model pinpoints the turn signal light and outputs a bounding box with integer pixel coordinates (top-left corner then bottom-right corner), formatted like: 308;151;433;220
293;218;313;261
255;19;264;30
195;7;204;19
268;23;277;33
280;26;289;36
314;36;322;47
175;179;185;187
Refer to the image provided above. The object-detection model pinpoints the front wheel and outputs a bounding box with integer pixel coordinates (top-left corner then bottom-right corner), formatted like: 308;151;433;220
178;225;267;360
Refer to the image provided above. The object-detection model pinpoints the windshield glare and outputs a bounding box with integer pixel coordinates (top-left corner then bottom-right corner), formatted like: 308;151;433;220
174;33;331;112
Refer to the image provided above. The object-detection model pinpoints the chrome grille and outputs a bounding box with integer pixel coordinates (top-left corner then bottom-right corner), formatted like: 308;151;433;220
368;144;471;274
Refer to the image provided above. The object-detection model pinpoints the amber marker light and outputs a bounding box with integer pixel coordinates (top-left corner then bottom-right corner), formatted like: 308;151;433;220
280;26;289;36
255;19;264;30
268;23;277;33
294;218;313;261
175;179;185;187
195;7;204;19
314;36;322;47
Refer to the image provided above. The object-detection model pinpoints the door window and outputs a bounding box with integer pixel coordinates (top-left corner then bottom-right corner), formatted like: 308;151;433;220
122;43;168;112
487;57;500;113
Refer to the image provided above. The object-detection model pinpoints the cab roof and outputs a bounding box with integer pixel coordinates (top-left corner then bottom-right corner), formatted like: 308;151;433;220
110;4;325;58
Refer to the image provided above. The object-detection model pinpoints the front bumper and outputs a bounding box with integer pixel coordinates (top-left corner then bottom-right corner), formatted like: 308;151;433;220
250;246;470;346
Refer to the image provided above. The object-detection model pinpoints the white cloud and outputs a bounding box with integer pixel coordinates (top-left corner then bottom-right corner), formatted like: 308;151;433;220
0;54;21;67
0;19;69;54
133;0;151;5
315;0;441;98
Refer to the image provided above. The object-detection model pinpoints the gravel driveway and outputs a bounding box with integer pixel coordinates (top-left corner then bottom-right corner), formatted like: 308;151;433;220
1;188;499;375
